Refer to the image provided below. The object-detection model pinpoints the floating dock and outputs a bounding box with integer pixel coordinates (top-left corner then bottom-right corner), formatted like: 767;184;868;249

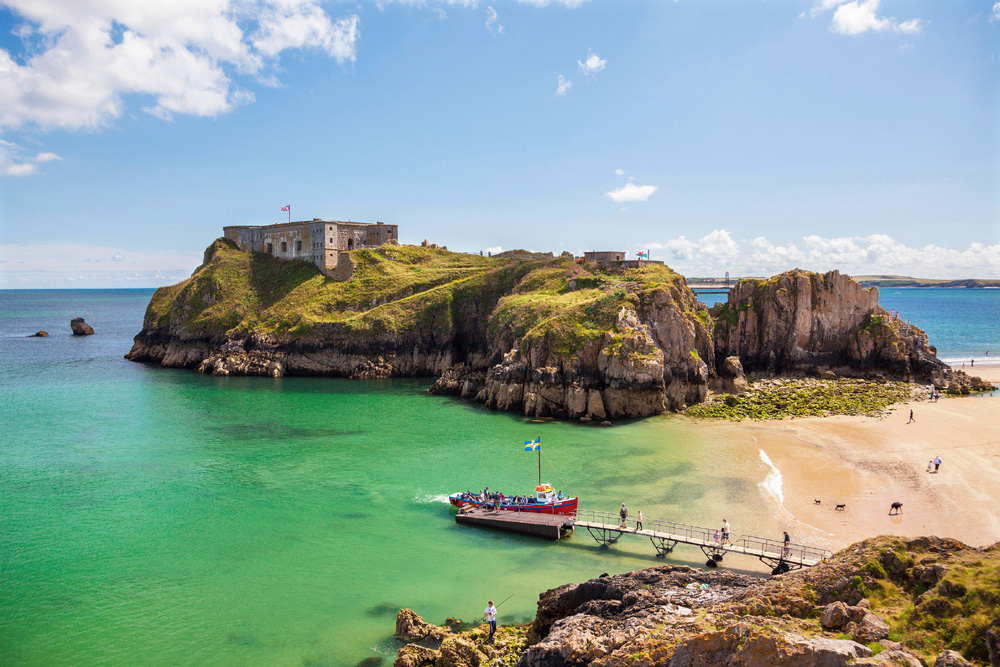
455;508;574;540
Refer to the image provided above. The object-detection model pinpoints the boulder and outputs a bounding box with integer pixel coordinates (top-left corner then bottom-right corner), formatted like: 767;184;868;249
395;609;449;642
988;616;1000;667
821;601;851;630
28;331;49;337
70;317;94;335
851;612;889;644
394;644;438;667
437;636;487;667
854;649;924;666
933;650;973;667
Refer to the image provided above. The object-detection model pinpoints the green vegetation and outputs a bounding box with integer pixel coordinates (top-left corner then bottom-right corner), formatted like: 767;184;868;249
685;379;914;420
144;239;699;360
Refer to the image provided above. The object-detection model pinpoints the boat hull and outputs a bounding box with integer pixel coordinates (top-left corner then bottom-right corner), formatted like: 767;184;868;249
449;494;578;516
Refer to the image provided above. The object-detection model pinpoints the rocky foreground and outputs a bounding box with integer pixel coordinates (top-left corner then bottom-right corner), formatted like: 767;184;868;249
390;536;1000;667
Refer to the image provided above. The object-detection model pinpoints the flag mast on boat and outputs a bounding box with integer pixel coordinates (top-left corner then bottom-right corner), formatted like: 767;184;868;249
524;438;541;486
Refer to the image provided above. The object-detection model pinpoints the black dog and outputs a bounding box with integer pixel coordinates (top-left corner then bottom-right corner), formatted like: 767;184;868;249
835;504;846;511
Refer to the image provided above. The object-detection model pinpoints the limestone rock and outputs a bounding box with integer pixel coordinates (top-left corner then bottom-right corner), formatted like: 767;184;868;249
821;601;850;630
988;616;1000;667
854;649;925;666
70;317;94;335
851;611;889;644
28;331;49;337
394;643;438;667
437;636;487;667
933;650;973;667
395;609;449;642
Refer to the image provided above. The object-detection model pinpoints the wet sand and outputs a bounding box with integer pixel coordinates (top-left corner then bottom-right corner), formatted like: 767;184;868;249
694;394;1000;551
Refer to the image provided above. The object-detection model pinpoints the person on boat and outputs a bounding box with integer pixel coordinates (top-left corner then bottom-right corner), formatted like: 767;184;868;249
557;490;564;499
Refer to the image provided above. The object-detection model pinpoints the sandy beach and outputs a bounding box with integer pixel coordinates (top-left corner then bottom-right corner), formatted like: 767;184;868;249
698;391;1000;552
951;361;1000;384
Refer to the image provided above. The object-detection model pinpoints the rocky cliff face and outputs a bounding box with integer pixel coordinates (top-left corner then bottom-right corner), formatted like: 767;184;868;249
713;270;954;384
391;535;1000;667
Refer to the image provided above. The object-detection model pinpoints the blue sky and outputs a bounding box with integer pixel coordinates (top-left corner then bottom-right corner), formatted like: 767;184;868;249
0;0;998;287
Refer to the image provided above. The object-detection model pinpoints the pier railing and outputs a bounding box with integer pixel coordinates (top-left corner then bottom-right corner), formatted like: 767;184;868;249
574;509;717;544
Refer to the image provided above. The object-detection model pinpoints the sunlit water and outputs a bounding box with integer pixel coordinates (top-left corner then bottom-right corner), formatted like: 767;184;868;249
1;288;995;666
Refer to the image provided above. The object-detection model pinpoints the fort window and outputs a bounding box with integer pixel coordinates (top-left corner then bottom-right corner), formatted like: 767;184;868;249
281;241;287;253
295;240;302;252
265;242;273;254
347;238;354;250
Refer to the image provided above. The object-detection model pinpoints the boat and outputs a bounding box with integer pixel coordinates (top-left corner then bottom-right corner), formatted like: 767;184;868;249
449;484;578;515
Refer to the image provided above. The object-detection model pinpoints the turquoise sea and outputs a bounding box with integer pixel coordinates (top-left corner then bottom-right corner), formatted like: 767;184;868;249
2;288;998;666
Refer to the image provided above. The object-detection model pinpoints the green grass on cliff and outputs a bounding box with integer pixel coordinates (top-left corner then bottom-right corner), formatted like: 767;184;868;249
143;240;698;357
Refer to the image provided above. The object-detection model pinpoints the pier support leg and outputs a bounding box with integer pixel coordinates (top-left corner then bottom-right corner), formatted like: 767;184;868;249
699;545;726;568
759;556;796;576
585;526;624;547
649;537;679;558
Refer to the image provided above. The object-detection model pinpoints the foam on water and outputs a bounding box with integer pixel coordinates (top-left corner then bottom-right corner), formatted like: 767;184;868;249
757;448;784;507
414;493;452;504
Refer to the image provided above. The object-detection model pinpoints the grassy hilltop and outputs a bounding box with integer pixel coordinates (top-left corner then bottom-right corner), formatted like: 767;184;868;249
141;238;689;355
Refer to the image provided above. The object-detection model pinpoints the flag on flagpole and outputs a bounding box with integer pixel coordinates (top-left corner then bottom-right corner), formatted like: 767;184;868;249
281;205;290;212
523;438;541;451
636;251;648;258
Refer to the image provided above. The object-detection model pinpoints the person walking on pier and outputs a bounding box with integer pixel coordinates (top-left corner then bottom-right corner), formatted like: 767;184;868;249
483;600;497;643
636;510;644;532
721;519;732;546
782;531;790;557
619;503;628;529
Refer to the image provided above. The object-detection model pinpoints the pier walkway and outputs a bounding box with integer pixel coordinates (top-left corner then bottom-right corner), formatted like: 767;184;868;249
573;509;831;574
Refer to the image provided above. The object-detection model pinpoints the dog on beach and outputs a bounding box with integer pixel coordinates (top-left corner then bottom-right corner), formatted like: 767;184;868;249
835;503;846;511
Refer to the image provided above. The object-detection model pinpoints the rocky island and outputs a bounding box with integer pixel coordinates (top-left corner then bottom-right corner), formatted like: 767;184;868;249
126;239;989;419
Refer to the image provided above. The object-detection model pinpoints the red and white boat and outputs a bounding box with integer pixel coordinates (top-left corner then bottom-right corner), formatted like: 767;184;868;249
449;484;578;515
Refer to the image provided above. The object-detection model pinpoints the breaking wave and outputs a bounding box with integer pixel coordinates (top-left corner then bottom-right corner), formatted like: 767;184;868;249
757;448;784;507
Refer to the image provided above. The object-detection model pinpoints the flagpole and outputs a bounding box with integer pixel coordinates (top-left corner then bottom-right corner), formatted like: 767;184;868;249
288;205;291;223
538;445;541;487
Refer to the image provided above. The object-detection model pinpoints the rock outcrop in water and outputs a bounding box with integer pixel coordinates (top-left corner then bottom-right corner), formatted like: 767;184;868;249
71;317;94;335
127;243;988;419
391;535;1000;667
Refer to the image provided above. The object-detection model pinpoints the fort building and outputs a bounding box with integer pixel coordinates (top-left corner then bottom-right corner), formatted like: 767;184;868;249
223;219;398;274
583;250;664;269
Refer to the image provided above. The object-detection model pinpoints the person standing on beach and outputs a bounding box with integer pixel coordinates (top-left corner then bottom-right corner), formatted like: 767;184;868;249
619;503;628;529
721;519;732;546
907;409;914;424
636;510;644;531
927;459;933;473
483;600;497;643
934;455;942;472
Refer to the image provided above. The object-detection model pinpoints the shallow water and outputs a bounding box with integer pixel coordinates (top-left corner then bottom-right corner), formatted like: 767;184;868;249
1;287;994;666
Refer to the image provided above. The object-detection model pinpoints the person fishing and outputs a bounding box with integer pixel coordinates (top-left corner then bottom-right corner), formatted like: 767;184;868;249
483;600;497;643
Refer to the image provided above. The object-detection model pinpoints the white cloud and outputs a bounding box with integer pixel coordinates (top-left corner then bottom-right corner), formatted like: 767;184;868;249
0;0;360;132
642;230;1000;279
811;0;925;36
485;246;502;255
577;49;606;75
615;168;624;176
992;2;1000;22
485;6;503;33
0;140;62;176
555;74;572;96
606;182;657;203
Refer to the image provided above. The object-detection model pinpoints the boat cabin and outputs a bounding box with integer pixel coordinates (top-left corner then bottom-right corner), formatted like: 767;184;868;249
535;484;559;504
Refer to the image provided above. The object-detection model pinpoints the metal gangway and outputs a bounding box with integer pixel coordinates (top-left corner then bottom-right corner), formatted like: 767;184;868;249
572;509;831;574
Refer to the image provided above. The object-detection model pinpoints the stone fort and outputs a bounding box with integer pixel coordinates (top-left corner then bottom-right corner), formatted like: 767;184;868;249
223;219;398;277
